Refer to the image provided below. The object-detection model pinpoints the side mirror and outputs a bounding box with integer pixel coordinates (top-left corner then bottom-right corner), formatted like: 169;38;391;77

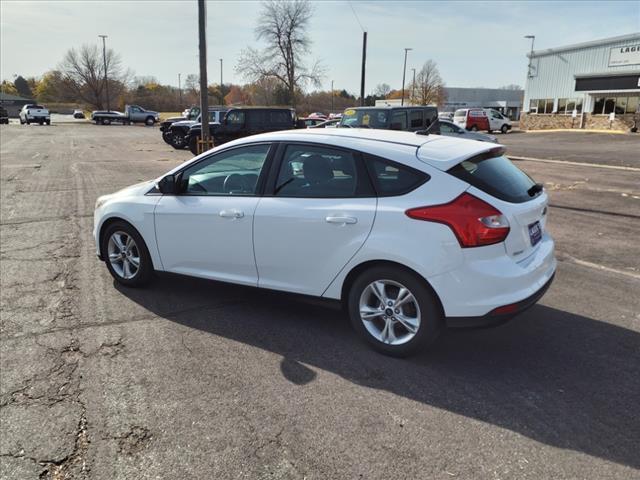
157;174;178;194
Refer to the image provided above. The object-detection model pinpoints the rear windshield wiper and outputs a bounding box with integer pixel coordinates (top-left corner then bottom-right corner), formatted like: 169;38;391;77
527;183;544;197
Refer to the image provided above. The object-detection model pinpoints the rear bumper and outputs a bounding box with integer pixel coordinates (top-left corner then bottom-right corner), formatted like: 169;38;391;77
446;272;555;328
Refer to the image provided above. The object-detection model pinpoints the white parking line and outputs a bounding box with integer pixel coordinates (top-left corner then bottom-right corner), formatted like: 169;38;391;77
559;253;640;280
510;156;640;172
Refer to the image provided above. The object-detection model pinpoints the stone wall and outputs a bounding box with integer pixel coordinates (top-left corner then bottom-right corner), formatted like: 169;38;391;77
521;112;638;131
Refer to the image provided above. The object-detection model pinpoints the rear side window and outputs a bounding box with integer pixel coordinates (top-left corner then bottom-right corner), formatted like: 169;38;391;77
275;145;360;198
410;110;423;128
269;110;292;124
365;155;429;196
390;111;407;130
454;109;466;118
448;154;537;203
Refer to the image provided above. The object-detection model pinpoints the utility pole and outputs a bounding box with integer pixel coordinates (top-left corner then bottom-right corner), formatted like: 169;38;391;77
178;73;182;105
401;47;412;106
360;31;367;106
331;80;334;113
220;58;223;105
525;35;535;78
411;68;416;105
98;35;110;111
198;0;209;147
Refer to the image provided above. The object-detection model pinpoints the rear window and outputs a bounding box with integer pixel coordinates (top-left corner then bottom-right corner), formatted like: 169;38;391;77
448;153;537;203
365;155;429;196
29;105;44;109
453;109;466;118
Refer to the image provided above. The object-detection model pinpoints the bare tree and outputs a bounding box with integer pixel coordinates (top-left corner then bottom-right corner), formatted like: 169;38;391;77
499;84;523;90
59;44;129;109
236;0;323;107
374;83;391;98
410;60;446;106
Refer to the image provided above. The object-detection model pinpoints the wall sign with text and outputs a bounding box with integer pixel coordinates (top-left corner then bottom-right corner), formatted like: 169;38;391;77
609;45;640;67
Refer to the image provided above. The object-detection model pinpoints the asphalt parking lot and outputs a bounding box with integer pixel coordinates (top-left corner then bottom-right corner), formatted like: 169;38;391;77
1;124;639;480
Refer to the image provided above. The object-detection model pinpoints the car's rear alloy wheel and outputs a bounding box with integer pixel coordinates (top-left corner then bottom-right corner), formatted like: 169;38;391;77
102;222;152;287
359;279;421;345
348;266;443;356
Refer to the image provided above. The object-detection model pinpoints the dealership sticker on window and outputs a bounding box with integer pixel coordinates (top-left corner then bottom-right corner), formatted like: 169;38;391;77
362;114;370;125
344;109;356;116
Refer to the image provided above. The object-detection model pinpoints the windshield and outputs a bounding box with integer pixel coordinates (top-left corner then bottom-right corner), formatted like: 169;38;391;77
340;108;390;128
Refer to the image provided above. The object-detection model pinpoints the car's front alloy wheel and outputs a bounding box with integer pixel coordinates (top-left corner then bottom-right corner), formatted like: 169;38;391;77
107;231;141;280
348;266;443;356
102;221;152;287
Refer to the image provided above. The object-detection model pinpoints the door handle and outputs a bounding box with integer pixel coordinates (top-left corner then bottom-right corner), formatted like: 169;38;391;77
326;216;357;225
219;209;244;219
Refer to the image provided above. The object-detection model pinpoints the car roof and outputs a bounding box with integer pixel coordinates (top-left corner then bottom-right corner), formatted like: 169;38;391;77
346;106;436;111
227;128;498;171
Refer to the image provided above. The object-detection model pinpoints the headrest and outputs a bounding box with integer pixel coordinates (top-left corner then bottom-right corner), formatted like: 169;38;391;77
303;155;334;183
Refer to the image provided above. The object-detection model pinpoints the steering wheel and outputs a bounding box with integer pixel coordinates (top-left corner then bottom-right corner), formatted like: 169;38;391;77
223;173;247;193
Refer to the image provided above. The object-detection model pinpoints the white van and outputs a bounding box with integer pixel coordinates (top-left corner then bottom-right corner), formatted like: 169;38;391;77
484;109;512;134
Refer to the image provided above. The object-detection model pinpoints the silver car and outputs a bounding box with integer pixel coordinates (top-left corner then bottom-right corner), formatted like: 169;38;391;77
438;120;498;143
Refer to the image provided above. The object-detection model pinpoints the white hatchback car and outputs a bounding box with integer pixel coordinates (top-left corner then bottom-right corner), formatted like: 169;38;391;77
94;129;555;356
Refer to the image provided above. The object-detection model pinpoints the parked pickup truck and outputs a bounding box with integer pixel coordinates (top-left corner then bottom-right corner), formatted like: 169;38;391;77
91;104;159;125
186;107;296;154
19;104;50;125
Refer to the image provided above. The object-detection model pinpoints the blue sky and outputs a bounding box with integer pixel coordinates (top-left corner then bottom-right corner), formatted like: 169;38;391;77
1;0;638;94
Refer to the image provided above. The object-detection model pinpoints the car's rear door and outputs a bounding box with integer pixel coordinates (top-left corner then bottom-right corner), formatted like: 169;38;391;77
253;143;376;296
154;143;273;285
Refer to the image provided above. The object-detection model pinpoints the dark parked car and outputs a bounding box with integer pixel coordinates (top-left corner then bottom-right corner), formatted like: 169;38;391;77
186;107;297;155
339;106;439;134
73;109;85;119
0;107;8;124
159;106;201;145
167;109;228;149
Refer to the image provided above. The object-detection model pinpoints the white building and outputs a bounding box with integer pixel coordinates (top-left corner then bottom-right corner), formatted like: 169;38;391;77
522;33;640;130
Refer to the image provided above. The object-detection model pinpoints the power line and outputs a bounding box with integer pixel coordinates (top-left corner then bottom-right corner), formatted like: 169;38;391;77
348;1;365;32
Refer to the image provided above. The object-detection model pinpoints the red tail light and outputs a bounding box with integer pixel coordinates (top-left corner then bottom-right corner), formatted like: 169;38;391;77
405;193;510;247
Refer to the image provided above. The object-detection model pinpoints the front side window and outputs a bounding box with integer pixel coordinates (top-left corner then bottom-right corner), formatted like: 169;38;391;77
275;145;358;198
439;121;454;133
365;155;429;196
180;144;270;195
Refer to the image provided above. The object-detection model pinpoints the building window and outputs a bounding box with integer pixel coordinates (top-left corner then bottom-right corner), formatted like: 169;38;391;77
592;96;640;115
530;98;554;114
557;98;583;115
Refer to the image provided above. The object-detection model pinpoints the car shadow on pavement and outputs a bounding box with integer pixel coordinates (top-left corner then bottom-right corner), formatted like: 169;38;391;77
116;273;640;470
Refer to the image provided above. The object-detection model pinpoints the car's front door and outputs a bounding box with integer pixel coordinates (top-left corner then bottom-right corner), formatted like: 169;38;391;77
154;143;272;285
253;143;377;296
488;110;503;130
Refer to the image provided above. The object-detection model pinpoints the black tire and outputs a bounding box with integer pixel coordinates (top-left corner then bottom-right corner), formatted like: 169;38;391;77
100;221;153;287
26;120;31;125
145;117;155;126
347;265;443;357
162;131;173;145
103;118;111;125
500;124;509;134
20;118;25;125
487;129;493;134
45;120;51;125
470;125;478;132
38;119;44;125
189;135;199;155
170;131;186;149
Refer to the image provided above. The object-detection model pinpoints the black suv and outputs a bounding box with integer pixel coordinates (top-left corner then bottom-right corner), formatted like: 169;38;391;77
186;107;296;154
0;106;9;124
339;106;439;134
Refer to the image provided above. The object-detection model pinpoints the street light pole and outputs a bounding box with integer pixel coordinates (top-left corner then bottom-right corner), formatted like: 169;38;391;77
178;73;182;105
411;68;416;104
197;0;209;147
219;58;223;104
525;35;535;78
98;35;110;111
401;47;412;106
331;80;334;113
